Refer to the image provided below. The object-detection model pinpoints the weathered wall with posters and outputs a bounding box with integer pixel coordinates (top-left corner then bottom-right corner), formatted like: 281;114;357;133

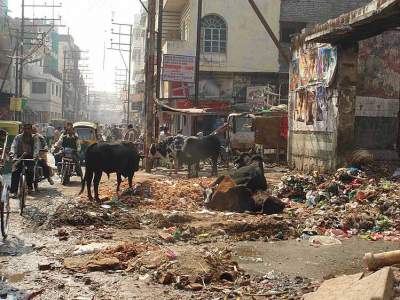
288;43;339;171
289;30;400;171
354;30;400;152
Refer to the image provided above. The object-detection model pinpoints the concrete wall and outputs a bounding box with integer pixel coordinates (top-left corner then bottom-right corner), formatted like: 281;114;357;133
288;33;400;172
353;30;400;157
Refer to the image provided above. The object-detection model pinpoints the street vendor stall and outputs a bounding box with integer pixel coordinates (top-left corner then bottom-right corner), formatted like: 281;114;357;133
226;109;288;161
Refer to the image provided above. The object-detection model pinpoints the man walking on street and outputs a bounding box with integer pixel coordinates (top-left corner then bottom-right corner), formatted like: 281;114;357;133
123;124;138;142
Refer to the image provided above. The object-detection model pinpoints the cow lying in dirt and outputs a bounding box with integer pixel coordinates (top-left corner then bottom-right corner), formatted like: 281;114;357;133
203;155;284;214
79;142;140;202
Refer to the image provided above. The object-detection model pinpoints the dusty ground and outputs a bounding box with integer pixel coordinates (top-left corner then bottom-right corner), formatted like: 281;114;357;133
1;166;399;299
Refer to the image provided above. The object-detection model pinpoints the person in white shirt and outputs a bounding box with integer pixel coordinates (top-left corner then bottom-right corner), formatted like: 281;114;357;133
45;124;55;146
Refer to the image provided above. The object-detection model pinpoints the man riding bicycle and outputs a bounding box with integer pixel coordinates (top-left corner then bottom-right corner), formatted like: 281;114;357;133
54;125;83;178
9;124;40;197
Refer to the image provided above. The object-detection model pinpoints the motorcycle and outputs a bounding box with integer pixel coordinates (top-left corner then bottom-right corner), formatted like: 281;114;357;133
58;147;78;185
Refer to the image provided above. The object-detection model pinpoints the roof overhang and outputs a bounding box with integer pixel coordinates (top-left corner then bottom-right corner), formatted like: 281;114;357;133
295;0;400;45
156;100;229;116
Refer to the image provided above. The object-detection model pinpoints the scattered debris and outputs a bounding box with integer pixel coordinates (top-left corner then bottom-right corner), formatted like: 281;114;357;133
275;167;400;241
49;201;141;229
64;242;154;272
38;261;55;271
72;243;111;256
309;236;342;247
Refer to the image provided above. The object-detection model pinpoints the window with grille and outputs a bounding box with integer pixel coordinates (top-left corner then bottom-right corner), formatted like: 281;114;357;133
32;82;47;94
202;15;226;53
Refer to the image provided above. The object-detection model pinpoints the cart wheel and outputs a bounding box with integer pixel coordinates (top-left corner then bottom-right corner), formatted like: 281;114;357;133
1;186;10;239
18;175;26;215
34;181;39;192
61;166;69;186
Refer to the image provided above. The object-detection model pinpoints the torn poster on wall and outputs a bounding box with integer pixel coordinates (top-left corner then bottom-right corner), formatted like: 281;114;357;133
293;86;335;132
290;46;337;91
290;45;337;132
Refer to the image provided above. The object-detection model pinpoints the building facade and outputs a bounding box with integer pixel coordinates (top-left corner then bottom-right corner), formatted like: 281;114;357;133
158;0;371;135
130;5;148;123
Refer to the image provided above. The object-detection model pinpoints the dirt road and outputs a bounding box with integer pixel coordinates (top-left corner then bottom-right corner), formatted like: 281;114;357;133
0;170;399;299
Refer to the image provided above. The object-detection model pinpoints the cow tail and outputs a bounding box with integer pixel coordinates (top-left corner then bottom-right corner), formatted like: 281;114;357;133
78;168;87;195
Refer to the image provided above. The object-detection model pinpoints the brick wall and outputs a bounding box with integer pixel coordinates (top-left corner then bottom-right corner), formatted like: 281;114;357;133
280;0;370;24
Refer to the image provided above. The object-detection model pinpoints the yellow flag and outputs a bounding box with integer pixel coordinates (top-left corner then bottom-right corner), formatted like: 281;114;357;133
10;97;22;111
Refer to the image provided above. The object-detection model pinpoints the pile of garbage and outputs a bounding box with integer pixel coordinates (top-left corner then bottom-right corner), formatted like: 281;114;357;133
96;177;214;211
64;242;154;272
275;167;400;241
128;246;246;290
49;201;141;229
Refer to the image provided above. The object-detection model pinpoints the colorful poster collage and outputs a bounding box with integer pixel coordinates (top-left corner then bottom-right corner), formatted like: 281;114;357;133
290;46;337;131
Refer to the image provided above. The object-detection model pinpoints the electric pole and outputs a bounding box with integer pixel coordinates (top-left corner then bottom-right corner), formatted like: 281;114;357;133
19;0;25;97
18;0;63;97
62;49;89;121
144;0;156;172
193;0;202;135
109;20;133;126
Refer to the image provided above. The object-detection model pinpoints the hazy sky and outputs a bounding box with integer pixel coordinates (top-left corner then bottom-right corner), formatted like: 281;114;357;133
8;0;141;92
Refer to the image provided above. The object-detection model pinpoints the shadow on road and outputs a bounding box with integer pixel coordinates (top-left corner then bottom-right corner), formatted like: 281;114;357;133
0;235;34;257
0;279;39;300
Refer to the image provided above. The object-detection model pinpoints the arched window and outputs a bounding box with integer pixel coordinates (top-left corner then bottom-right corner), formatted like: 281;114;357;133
202;15;226;53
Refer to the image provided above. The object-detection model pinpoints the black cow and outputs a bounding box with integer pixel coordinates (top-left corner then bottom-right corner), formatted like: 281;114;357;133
177;134;221;177
79;142;140;202
230;155;267;192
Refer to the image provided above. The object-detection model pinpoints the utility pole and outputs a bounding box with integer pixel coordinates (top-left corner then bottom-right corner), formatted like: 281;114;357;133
15;47;19;96
193;0;202;135
61;49;66;118
144;0;156;173
127;26;133;126
16;0;63;120
19;0;25;97
156;0;163;99
109;21;133;126
194;0;202;107
62;49;89;121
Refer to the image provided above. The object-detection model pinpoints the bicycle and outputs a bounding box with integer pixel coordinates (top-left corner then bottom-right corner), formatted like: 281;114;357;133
15;158;35;216
0;132;10;239
0;174;10;240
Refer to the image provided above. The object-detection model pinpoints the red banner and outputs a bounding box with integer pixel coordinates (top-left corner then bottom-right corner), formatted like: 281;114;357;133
175;99;230;110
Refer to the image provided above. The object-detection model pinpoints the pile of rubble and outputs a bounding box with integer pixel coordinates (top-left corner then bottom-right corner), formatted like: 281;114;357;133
49;201;141;229
275;167;400;241
94;177;215;211
63;241;317;298
64;242;154;272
